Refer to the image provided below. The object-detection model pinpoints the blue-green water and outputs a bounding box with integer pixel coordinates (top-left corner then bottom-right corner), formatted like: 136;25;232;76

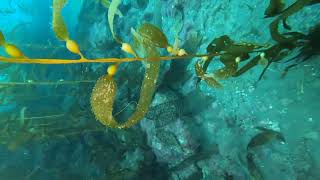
0;0;319;179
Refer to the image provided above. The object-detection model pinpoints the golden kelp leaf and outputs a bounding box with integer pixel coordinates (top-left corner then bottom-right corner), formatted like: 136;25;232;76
52;14;69;40
52;0;69;41
53;0;68;9
0;31;5;46
131;27;148;58
122;61;160;128
108;0;122;43
138;23;169;48
90;74;119;128
121;34;160;127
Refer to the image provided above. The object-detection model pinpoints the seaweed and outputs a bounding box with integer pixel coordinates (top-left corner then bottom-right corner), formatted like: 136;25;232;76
108;0;123;44
285;23;320;64
269;0;319;43
266;0;320;77
52;0;84;58
196;1;319;83
0;0;318;132
52;0;69;41
195;60;222;88
280;24;320;77
138;23;169;48
90;23;160;128
264;0;286;18
100;0;123;17
196;35;266;86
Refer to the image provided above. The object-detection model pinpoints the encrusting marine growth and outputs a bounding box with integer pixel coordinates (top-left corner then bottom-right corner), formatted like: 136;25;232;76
0;0;319;129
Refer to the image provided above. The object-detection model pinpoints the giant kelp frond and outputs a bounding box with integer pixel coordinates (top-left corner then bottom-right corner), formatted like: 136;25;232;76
90;23;160;129
0;0;319;131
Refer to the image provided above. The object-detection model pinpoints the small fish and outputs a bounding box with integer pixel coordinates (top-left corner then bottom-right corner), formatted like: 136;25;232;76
247;127;285;150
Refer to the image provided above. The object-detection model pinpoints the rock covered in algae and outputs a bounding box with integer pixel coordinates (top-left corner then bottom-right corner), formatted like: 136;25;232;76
90;74;118;128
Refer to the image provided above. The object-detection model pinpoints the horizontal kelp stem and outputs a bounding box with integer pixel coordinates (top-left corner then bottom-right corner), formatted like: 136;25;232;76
24;113;65;120
0;53;218;64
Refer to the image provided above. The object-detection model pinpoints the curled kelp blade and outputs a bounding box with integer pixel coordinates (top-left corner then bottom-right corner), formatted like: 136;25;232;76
247;127;285;150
